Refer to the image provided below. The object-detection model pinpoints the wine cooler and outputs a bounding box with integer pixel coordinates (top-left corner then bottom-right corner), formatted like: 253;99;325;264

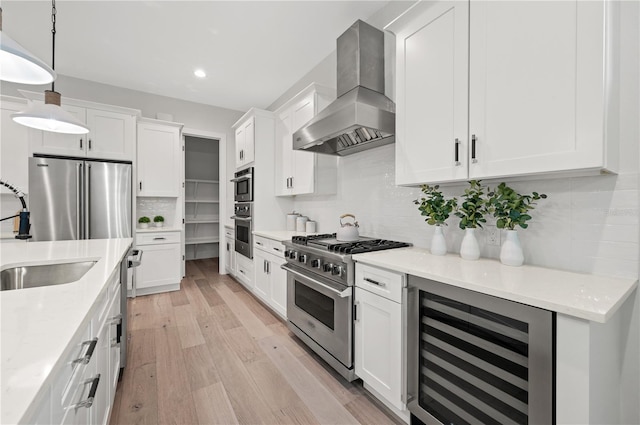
406;276;554;425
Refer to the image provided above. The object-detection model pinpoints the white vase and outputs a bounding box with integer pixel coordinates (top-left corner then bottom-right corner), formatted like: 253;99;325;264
155;222;164;227
460;228;480;260
139;222;148;229
431;225;447;256
500;229;524;266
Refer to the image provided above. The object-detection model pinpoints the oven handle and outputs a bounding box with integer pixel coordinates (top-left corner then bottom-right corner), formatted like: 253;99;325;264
230;216;252;222
281;264;351;298
230;174;252;182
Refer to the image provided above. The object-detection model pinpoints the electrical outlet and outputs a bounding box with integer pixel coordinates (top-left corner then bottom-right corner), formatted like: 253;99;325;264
486;225;500;246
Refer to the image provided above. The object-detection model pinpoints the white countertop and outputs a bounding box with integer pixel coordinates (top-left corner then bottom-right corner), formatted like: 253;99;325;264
135;226;180;233
353;247;638;323
0;238;133;424
253;230;320;242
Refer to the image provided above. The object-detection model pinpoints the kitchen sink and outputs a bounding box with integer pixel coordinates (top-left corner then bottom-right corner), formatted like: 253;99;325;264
0;261;97;291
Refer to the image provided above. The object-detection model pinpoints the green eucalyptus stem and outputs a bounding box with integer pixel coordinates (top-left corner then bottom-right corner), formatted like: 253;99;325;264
413;184;457;226
487;183;547;230
454;180;489;229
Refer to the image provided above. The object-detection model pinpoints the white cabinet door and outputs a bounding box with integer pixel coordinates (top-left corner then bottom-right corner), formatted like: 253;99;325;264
94;318;110;425
1;99;30;194
137;121;181;197
136;243;181;289
468;1;607;179
243;119;255;165
31;104;87;157
235;126;245;169
107;288;121;407
392;1;469;185
354;287;403;410
269;254;287;318
291;94;316;195
85;109;134;161
275;109;294;196
253;249;270;301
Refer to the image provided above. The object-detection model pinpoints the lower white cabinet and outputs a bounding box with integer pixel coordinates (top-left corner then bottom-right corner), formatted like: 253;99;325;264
224;227;236;276
135;230;181;295
253;237;287;318
235;252;254;290
354;263;406;413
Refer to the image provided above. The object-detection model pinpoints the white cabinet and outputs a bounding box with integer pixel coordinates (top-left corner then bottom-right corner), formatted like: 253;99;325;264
135;230;181;295
224;227;235;276
235;252;254;290
1;96;30;194
274;84;337;196
354;263;406;412
253;236;287;318
185;179;220;260
234;117;255;169
29;105;136;161
388;0;619;185
137;118;183;197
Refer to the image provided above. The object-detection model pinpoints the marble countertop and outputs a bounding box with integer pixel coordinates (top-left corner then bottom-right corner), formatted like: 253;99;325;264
353;247;638;323
253;230;320;242
0;238;133;424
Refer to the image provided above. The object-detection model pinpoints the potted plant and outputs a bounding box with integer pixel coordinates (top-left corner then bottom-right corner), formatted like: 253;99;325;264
414;184;457;255
454;180;488;261
138;216;151;229
487;183;547;266
153;215;165;228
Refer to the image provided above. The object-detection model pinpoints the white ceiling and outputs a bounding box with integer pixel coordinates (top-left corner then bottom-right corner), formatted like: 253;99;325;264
2;1;389;112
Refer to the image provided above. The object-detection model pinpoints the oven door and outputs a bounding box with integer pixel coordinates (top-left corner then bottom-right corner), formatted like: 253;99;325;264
232;175;253;202
232;216;252;259
284;264;353;367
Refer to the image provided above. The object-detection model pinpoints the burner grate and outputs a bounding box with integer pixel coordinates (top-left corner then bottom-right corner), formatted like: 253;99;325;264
292;233;337;245
327;240;411;254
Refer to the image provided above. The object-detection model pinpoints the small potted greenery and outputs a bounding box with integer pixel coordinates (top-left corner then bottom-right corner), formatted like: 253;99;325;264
138;216;151;229
487;183;547;266
153;215;165;228
454;180;488;261
414;184;457;255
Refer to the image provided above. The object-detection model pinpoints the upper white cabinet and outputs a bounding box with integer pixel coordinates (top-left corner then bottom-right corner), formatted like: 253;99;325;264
387;0;619;185
274;84;337;196
235;117;255;169
28;103;137;162
137;118;183;197
1;96;30;194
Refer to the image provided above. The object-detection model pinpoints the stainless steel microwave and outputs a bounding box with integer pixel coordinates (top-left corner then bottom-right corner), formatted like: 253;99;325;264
232;167;253;202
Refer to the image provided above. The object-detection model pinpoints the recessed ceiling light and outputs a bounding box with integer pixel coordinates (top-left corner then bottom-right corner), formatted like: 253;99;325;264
194;69;206;78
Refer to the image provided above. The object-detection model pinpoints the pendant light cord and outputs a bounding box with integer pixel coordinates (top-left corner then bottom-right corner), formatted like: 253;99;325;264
51;0;56;92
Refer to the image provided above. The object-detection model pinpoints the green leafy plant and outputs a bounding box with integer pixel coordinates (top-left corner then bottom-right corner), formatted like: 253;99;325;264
153;215;165;223
138;216;151;224
455;180;488;229
414;184;457;226
487;183;547;230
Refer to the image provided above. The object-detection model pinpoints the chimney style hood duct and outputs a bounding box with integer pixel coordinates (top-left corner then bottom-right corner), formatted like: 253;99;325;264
293;20;395;156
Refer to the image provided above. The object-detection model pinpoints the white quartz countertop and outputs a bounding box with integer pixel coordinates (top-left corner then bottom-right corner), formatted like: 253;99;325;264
353;247;638;323
1;238;133;424
253;230;320;242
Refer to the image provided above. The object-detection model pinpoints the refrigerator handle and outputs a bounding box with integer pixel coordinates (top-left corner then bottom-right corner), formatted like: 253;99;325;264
85;163;91;239
76;163;83;239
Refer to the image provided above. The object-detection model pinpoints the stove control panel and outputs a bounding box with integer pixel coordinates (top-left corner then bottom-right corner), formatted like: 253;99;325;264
283;247;349;284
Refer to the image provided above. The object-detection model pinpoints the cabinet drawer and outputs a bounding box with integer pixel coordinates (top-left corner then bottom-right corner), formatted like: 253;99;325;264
355;263;405;303
136;231;180;245
53;321;92;408
254;235;272;252
235;253;254;286
225;227;234;238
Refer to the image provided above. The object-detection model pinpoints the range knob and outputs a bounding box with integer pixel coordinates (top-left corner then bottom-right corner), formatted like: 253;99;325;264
323;263;333;273
331;265;342;276
284;250;291;258
311;259;320;268
298;254;307;263
288;251;297;260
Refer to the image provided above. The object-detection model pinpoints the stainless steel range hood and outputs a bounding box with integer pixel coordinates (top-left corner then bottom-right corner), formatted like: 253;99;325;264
293;20;395;156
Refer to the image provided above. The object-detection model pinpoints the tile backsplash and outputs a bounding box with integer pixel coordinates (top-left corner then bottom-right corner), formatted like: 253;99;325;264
293;145;639;280
136;197;177;228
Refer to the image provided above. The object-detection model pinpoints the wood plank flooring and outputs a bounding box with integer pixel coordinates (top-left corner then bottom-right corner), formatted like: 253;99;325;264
110;258;402;425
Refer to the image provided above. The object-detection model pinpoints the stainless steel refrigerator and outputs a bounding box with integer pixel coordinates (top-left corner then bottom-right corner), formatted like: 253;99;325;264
29;156;132;241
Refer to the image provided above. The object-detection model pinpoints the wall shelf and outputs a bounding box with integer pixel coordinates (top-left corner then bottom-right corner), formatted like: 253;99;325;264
185;236;220;245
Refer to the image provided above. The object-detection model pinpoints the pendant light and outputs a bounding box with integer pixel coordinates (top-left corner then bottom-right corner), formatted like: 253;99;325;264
0;8;56;85
12;0;89;135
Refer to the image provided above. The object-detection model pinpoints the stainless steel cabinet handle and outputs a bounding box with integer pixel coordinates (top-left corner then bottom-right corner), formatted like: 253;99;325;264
266;261;270;274
273;247;281;252
85;163;91;239
69;375;100;410
80;138;83;149
240;269;246;275
76;163;82;239
256;241;263;246
139;181;142;191
471;134;477;163
88;139;92;150
109;314;122;325
454;138;461;166
290;176;294;188
354;301;359;321
73;338;98;365
153;237;166;240
364;277;386;287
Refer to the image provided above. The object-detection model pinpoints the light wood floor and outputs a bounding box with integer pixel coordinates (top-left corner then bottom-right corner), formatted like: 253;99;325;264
109;258;403;425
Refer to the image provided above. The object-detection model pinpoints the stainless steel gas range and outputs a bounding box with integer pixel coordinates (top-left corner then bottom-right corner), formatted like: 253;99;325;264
282;234;410;381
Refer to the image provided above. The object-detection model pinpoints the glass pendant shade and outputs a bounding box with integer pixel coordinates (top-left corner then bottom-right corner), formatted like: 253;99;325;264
12;90;89;134
0;31;56;84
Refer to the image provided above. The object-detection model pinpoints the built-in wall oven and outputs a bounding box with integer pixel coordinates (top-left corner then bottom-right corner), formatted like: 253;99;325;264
232;167;253;202
232;202;253;259
406;276;554;425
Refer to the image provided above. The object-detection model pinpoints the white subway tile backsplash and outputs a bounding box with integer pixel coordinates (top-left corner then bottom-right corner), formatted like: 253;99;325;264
293;144;639;278
136;197;177;227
